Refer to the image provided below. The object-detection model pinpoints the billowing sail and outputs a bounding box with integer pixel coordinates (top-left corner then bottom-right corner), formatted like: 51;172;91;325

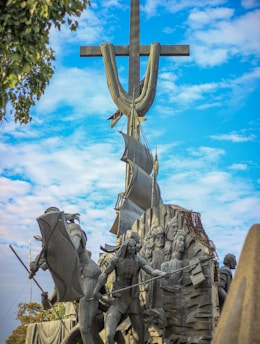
120;131;153;174
110;198;145;235
109;131;162;237
126;160;161;210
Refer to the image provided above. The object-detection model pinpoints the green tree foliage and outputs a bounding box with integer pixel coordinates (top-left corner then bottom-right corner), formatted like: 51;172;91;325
6;301;66;344
0;0;90;124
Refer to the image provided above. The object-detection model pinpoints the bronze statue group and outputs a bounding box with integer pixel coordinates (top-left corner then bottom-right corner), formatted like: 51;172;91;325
30;207;236;344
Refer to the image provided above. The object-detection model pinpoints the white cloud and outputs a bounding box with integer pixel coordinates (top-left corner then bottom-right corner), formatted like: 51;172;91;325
241;0;260;9
159;146;260;261
49;5;112;56
156;66;260;112
35;67;114;116
188;9;260;66
143;0;227;17
210;132;256;142
0;124;126;262
229;163;248;170
164;26;176;35
0;177;31;200
188;7;234;28
192;46;228;67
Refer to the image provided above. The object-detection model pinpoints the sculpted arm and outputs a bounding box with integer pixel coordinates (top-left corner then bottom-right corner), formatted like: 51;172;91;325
93;258;117;299
140;257;168;277
218;285;227;302
29;252;48;278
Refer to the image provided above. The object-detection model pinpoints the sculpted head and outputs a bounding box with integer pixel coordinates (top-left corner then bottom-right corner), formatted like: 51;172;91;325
166;216;179;240
118;238;137;258
127;239;137;255
223;254;237;269
151;226;165;249
173;230;186;254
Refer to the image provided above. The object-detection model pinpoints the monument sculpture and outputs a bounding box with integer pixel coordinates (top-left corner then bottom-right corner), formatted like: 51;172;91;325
21;1;248;343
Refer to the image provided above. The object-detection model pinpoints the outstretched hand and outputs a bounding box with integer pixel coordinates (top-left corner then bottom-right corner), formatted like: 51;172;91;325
160;271;170;278
29;261;38;279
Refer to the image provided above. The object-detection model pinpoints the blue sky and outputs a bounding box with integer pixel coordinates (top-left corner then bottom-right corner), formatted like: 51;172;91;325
1;0;260;341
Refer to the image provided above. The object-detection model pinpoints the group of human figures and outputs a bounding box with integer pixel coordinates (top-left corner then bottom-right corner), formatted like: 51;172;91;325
30;207;170;344
30;207;236;344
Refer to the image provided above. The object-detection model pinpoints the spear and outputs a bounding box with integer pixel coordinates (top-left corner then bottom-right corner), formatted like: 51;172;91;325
9;244;45;293
9;244;70;333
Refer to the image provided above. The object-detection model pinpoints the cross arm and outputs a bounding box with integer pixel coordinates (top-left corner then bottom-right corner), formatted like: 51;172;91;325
80;44;189;57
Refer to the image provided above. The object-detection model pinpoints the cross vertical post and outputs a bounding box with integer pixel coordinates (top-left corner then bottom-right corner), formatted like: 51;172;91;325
129;0;140;98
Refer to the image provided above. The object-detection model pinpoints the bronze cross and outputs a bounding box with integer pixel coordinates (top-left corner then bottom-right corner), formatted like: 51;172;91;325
80;0;189;99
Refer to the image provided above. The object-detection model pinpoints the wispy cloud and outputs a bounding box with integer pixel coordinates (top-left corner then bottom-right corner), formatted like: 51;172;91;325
242;0;260;9
229;163;248;170
158;144;259;260
156;66;260;113
188;7;234;29
143;0;227;17
49;4;115;56
210;132;256;142
187;8;260;66
35;67;114;117
0;122;125;258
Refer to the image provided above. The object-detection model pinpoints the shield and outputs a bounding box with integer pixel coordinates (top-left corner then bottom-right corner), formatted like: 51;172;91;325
37;210;84;302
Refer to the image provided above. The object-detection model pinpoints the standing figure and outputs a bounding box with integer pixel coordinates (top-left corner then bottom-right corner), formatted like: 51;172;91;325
218;253;237;312
149;226;166;309
164;216;178;260
160;230;211;343
93;238;167;344
161;230;187;292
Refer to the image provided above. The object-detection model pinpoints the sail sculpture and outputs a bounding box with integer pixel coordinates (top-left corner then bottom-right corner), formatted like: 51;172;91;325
109;104;162;237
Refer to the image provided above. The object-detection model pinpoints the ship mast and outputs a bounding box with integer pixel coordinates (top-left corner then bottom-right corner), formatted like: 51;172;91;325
125;0;141;191
80;0;190;238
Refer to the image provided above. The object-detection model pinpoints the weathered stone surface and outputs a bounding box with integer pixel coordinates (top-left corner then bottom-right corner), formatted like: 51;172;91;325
212;224;260;344
130;204;219;344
